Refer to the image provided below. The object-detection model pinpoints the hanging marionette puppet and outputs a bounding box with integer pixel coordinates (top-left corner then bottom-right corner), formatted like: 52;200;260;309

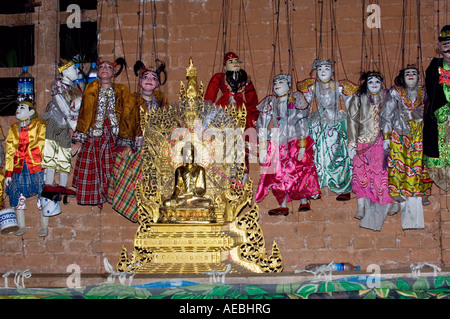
423;25;450;191
204;52;259;183
71;57;131;208
347;71;399;231
108;59;169;222
256;73;321;216
380;64;432;230
297;59;358;201
37;59;83;236
5;101;46;236
42;59;83;193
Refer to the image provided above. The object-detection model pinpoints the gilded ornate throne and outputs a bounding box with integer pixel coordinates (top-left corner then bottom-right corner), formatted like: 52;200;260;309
116;58;283;274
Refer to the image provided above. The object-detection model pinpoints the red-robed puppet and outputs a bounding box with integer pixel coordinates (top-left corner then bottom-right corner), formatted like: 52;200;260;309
204;52;259;181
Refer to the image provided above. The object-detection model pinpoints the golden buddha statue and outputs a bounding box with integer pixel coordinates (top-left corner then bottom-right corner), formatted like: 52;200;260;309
160;142;214;222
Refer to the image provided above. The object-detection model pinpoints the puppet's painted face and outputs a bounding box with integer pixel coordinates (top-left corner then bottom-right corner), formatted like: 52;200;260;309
16;103;34;121
139;71;160;93
438;40;450;62
367;76;383;94
61;64;79;83
225;58;240;72
317;64;333;83
273;78;290;97
404;68;419;88
97;62;115;81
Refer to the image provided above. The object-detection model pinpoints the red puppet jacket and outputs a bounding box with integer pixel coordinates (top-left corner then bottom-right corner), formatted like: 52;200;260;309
204;72;259;130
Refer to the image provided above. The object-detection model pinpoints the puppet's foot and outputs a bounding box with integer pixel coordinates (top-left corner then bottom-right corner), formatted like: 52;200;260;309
388;202;400;216
298;198;311;212
392;195;406;203
15;228;26;236
268;207;290;216
422;197;431;206
39;215;49;237
336;193;351;201
354;198;365;220
39;227;48;237
15;209;26;236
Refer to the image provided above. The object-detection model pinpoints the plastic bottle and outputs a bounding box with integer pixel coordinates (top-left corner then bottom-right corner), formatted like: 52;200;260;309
17;66;34;102
305;262;360;271
87;62;97;83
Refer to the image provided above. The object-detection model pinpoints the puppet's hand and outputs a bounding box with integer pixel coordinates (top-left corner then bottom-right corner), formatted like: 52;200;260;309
71;97;82;113
71;142;82;157
298;147;305;161
122;147;132;157
259;149;267;165
383;139;390;152
348;146;356;160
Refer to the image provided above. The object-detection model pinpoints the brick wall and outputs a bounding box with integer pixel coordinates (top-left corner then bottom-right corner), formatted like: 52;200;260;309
1;0;450;282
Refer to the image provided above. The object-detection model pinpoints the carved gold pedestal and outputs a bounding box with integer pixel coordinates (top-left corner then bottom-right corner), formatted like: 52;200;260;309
117;204;283;274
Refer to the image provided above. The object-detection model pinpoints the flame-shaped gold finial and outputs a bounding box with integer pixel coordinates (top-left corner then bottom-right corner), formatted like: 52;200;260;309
185;57;198;99
180;57;204;100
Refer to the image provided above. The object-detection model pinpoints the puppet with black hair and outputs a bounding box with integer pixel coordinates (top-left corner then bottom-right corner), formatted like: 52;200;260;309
4;101;46;236
204;52;259;183
108;59;169;222
380;65;432;230
423;25;450;191
347;71;398;231
71;57;132;208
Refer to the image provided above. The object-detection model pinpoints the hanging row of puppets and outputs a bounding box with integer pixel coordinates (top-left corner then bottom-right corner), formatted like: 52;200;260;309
0;25;449;237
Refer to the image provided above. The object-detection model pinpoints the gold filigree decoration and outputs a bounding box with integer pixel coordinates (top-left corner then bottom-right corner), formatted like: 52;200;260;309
117;245;153;273
117;58;283;274
234;203;284;273
135;57;250;225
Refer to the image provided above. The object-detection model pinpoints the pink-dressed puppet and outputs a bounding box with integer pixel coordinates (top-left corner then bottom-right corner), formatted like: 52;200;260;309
347;71;398;231
256;73;321;216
